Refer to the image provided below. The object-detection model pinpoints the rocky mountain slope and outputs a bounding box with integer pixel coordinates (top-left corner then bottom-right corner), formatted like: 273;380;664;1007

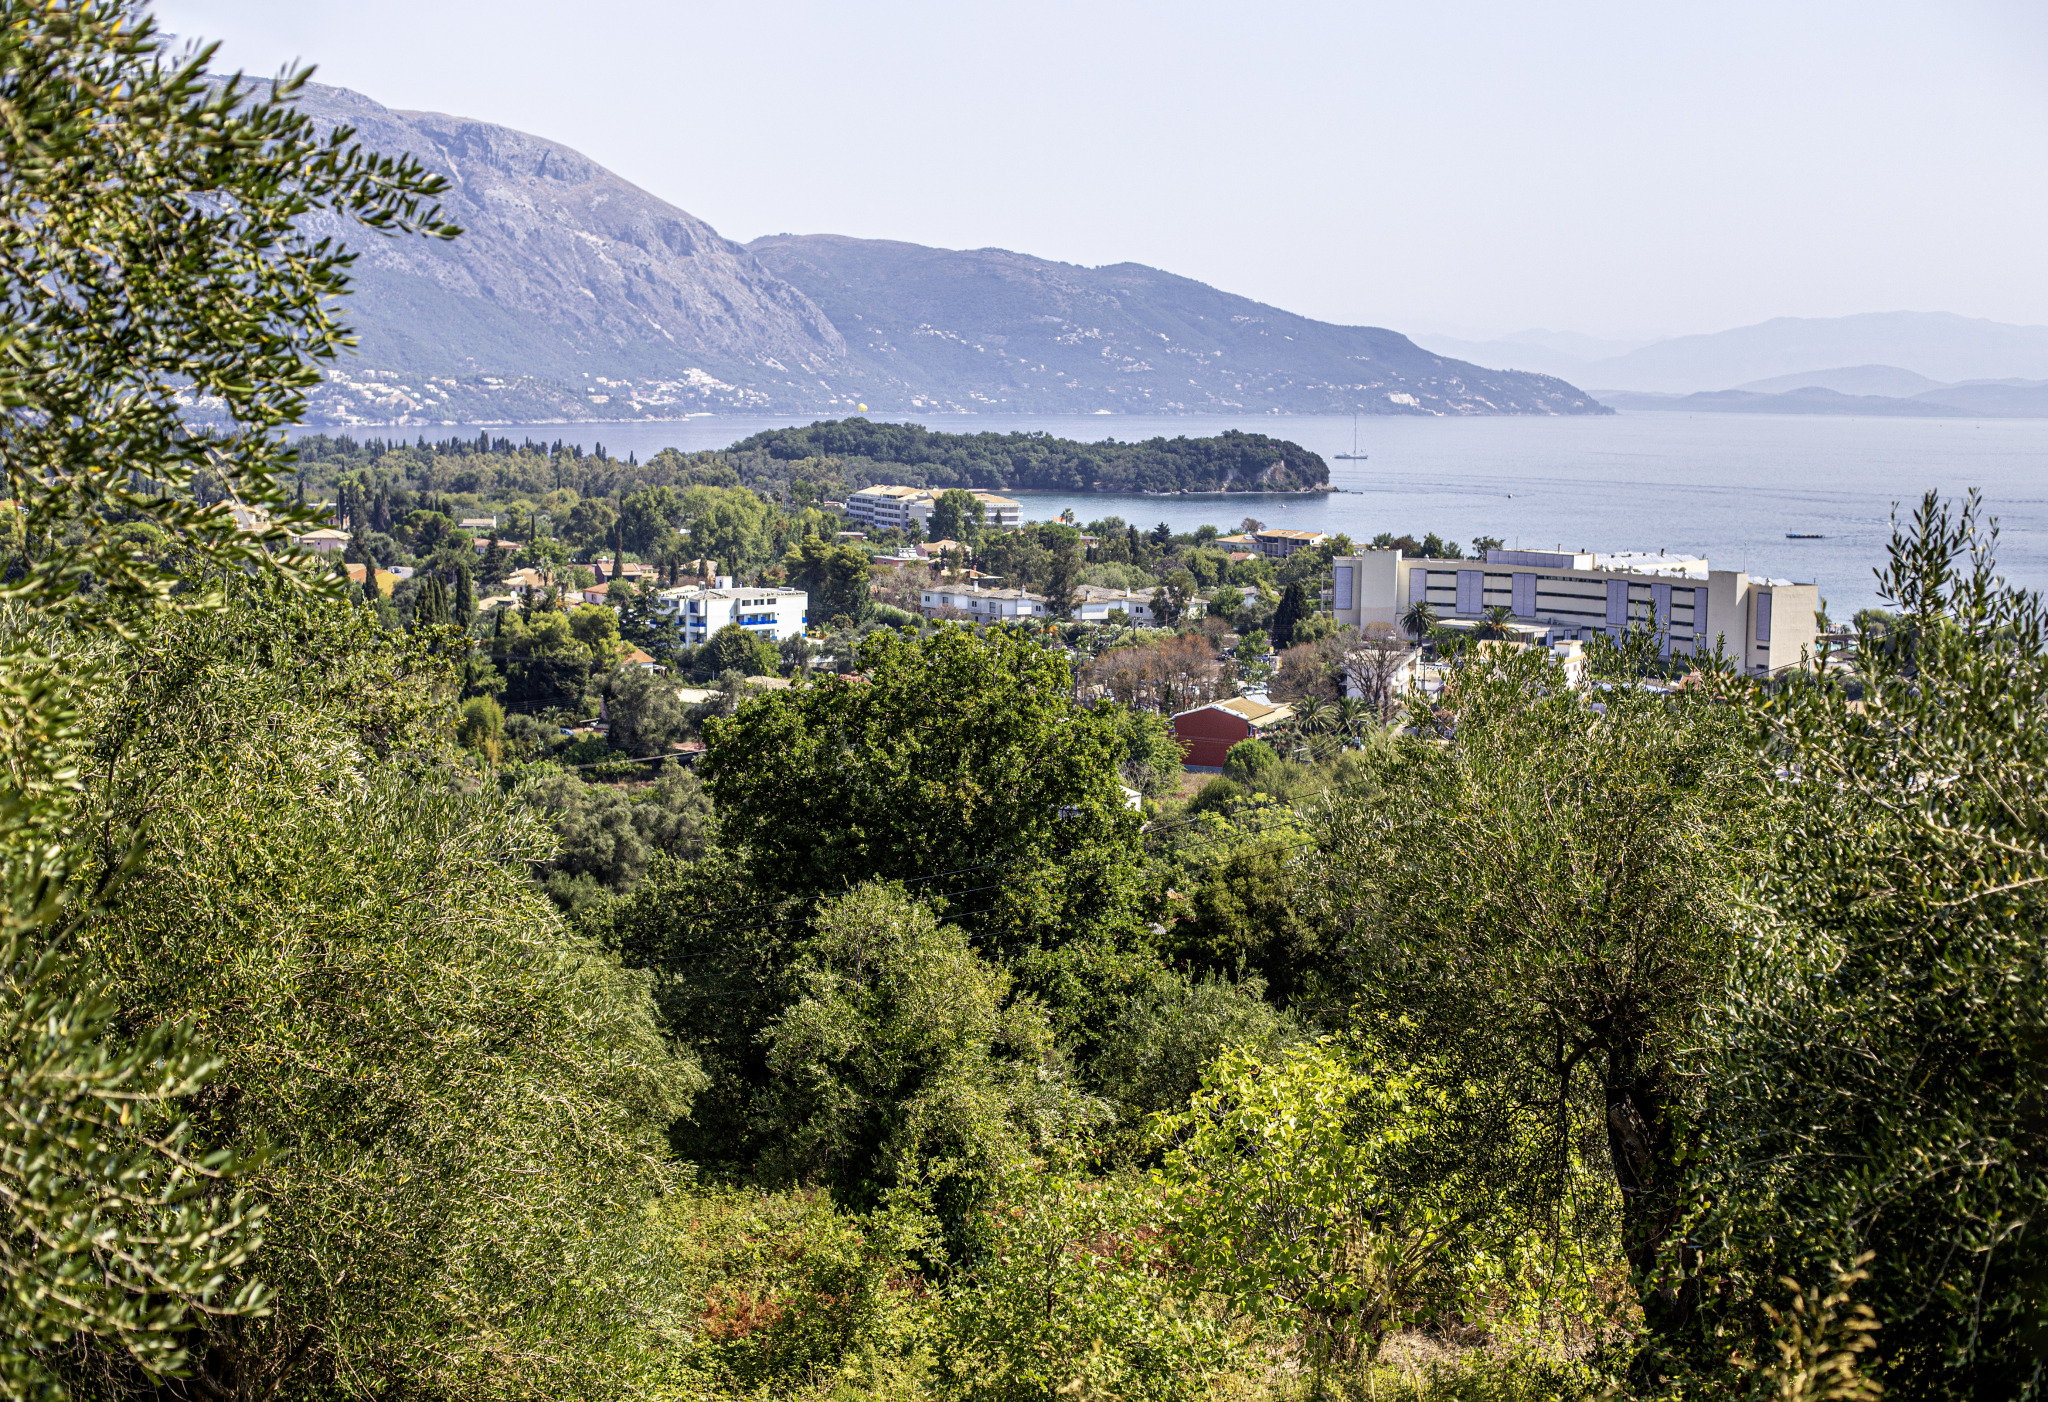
293;83;1605;424
747;235;1604;417
290;83;860;422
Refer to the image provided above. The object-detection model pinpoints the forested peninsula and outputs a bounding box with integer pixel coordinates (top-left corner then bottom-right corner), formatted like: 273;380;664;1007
731;418;1330;494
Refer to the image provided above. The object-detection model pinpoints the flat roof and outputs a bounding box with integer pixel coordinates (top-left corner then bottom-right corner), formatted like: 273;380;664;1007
658;585;805;600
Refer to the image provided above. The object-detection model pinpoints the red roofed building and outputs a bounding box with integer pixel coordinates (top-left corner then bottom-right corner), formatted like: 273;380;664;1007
1168;695;1296;768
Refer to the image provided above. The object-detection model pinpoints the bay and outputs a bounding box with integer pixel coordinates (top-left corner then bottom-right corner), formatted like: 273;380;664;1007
302;411;2048;612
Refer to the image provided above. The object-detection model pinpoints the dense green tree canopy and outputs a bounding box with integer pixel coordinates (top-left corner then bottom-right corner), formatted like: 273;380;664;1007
760;884;1093;1220
1693;493;2048;1394
730;418;1329;494
928;488;986;547
700;628;1146;957
0;9;457;1393
1317;647;1761;1345
783;535;871;626
60;578;701;1399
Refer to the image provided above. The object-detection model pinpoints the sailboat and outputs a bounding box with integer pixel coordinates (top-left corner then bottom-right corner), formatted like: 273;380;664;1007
1333;411;1368;460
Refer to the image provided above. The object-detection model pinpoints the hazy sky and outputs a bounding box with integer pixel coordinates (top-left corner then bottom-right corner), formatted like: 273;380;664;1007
154;0;2048;343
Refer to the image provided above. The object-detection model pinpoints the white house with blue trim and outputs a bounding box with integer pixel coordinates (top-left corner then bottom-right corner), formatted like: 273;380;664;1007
654;584;808;645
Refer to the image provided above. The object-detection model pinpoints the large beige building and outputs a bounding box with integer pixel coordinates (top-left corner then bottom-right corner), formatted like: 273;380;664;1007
1329;547;1821;676
845;485;1022;533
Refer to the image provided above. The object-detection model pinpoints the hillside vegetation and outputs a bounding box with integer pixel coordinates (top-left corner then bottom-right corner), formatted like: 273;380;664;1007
733;418;1329;493
6;16;2044;1402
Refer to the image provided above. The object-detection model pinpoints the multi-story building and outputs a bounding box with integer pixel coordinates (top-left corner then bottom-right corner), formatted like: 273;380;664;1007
1329;547;1821;676
919;583;1048;620
845;485;1023;532
842;485;926;532
654;584;808;646
1250;528;1328;558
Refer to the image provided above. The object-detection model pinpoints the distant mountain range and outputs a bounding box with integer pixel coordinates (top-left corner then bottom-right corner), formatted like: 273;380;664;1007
1598;377;2048;418
289;83;1605;426
1419;312;2048;417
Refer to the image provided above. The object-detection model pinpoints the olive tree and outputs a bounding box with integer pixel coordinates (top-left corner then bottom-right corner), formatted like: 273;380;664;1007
760;884;1100;1224
1315;648;1762;1345
0;6;453;1394
1693;493;2048;1396
64;580;702;1400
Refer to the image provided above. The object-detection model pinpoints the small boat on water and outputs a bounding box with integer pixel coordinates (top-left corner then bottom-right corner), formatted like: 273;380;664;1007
1785;532;1825;539
1333;412;1369;460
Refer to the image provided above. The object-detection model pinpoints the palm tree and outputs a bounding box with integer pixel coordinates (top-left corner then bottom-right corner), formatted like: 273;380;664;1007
1291;695;1334;735
1401;598;1437;640
1333;696;1370;739
1473;605;1515;642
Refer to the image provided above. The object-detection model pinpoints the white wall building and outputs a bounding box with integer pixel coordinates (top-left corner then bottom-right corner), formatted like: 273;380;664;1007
655;584;808;645
1329;547;1822;677
1072;585;1158;624
920;583;1048;620
845;485;1023;532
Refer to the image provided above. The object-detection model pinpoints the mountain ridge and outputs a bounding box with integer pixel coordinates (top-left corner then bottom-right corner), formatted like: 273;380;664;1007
288;82;1607;425
747;234;1605;418
1420;312;2048;397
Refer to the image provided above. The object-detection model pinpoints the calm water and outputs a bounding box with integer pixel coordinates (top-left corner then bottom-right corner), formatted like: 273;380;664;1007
305;411;2048;612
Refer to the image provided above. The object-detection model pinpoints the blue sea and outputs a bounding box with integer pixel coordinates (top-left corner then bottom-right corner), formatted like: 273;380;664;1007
304;411;2048;613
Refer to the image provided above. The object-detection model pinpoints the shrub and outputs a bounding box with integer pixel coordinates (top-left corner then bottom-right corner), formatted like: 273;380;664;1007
455;694;505;760
938;1171;1227;1402
1222;737;1280;787
557;733;613;766
1084;968;1299;1143
759;885;1102;1231
646;1188;921;1397
1156;1042;1531;1385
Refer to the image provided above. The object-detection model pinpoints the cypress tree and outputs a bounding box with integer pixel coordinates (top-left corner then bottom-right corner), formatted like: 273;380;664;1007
1272;580;1306;650
453;561;476;631
419;576;448;628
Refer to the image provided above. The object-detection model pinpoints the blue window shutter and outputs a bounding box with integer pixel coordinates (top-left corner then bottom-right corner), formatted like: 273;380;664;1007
1334;564;1354;612
1456;570;1482;615
1512;572;1535;617
1606;580;1627;627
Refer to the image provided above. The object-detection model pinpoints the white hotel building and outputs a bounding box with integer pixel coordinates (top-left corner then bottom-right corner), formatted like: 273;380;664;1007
654;583;809;646
1329;548;1821;677
844;485;1023;533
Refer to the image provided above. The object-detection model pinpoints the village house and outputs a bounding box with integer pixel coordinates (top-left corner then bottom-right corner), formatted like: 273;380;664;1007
1169;695;1296;768
290;526;352;554
1071;585;1159;624
920;582;1048;620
